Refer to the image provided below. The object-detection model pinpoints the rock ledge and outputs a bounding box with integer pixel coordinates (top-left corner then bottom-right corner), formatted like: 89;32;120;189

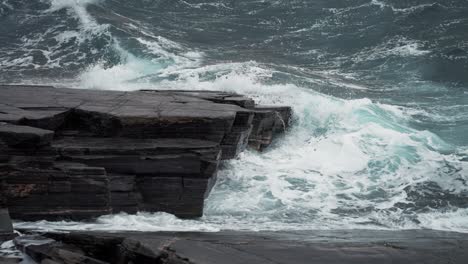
0;85;291;234
7;230;468;264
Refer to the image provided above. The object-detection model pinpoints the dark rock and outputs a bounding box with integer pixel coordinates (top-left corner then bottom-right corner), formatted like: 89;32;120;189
255;106;292;133
108;174;139;214
4;164;111;220
1;162;15;242
0;123;54;148
14;235;108;264
0;208;14;242
13;230;468;264
0;85;291;220
109;174;135;192
18;233;123;263
26;243;109;264
0;257;22;264
140;90;256;109
53;137;220;177
249;106;292;151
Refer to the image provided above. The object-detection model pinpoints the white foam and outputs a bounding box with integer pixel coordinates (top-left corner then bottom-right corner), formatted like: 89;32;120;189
370;0;440;14
351;37;431;64
18;59;467;233
76;37;203;90
423;209;468;234
15;212;220;232
78;43;161;90
193;71;466;232
1;0;111;71
45;0;110;44
178;0;233;10
0;0;13;12
46;0;101;27
7;2;465;232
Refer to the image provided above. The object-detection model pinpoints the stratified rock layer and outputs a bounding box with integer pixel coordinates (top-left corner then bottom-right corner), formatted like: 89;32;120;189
0;85;291;222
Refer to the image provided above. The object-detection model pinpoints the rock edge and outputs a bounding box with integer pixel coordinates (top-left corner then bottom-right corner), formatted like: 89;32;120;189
0;85;292;237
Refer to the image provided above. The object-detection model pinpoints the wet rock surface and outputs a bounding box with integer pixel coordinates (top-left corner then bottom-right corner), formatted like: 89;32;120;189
9;230;468;264
0;85;291;224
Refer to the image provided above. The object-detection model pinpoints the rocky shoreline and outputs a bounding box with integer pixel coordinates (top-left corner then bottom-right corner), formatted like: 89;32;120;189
2;85;468;264
3;229;468;263
0;85;290;233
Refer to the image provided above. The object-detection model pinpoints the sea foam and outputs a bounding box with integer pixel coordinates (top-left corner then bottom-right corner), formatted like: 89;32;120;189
8;0;468;234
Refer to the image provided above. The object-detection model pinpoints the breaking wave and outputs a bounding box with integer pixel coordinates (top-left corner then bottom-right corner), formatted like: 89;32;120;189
2;0;468;233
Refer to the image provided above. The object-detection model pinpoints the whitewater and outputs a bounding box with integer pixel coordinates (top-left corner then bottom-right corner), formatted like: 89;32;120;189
1;0;467;233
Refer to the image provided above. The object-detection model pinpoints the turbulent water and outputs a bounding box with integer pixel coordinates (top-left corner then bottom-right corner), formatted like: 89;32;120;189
1;0;468;232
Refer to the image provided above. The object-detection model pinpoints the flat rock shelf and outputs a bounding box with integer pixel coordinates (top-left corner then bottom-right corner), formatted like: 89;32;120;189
7;230;468;264
0;85;291;234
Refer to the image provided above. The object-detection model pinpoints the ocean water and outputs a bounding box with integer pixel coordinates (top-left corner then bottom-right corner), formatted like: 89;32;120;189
1;0;467;233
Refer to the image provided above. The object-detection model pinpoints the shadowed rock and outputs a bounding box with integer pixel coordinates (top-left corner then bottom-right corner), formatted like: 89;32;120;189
0;85;291;221
0;123;54;148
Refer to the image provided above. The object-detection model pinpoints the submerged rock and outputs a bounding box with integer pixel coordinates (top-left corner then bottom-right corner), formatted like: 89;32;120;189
0;85;291;222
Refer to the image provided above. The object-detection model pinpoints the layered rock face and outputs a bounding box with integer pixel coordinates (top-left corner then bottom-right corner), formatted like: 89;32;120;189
0;85;291;222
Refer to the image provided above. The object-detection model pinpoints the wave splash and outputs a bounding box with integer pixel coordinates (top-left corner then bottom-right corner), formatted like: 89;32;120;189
4;0;468;233
15;62;468;233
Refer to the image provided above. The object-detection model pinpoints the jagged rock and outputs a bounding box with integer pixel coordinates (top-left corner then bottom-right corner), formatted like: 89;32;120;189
255;106;292;133
25;243;108;264
0;85;291;220
14;235;108;264
249;106;292;151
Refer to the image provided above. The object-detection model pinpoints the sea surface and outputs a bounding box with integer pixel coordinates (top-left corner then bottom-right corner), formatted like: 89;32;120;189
1;0;467;233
